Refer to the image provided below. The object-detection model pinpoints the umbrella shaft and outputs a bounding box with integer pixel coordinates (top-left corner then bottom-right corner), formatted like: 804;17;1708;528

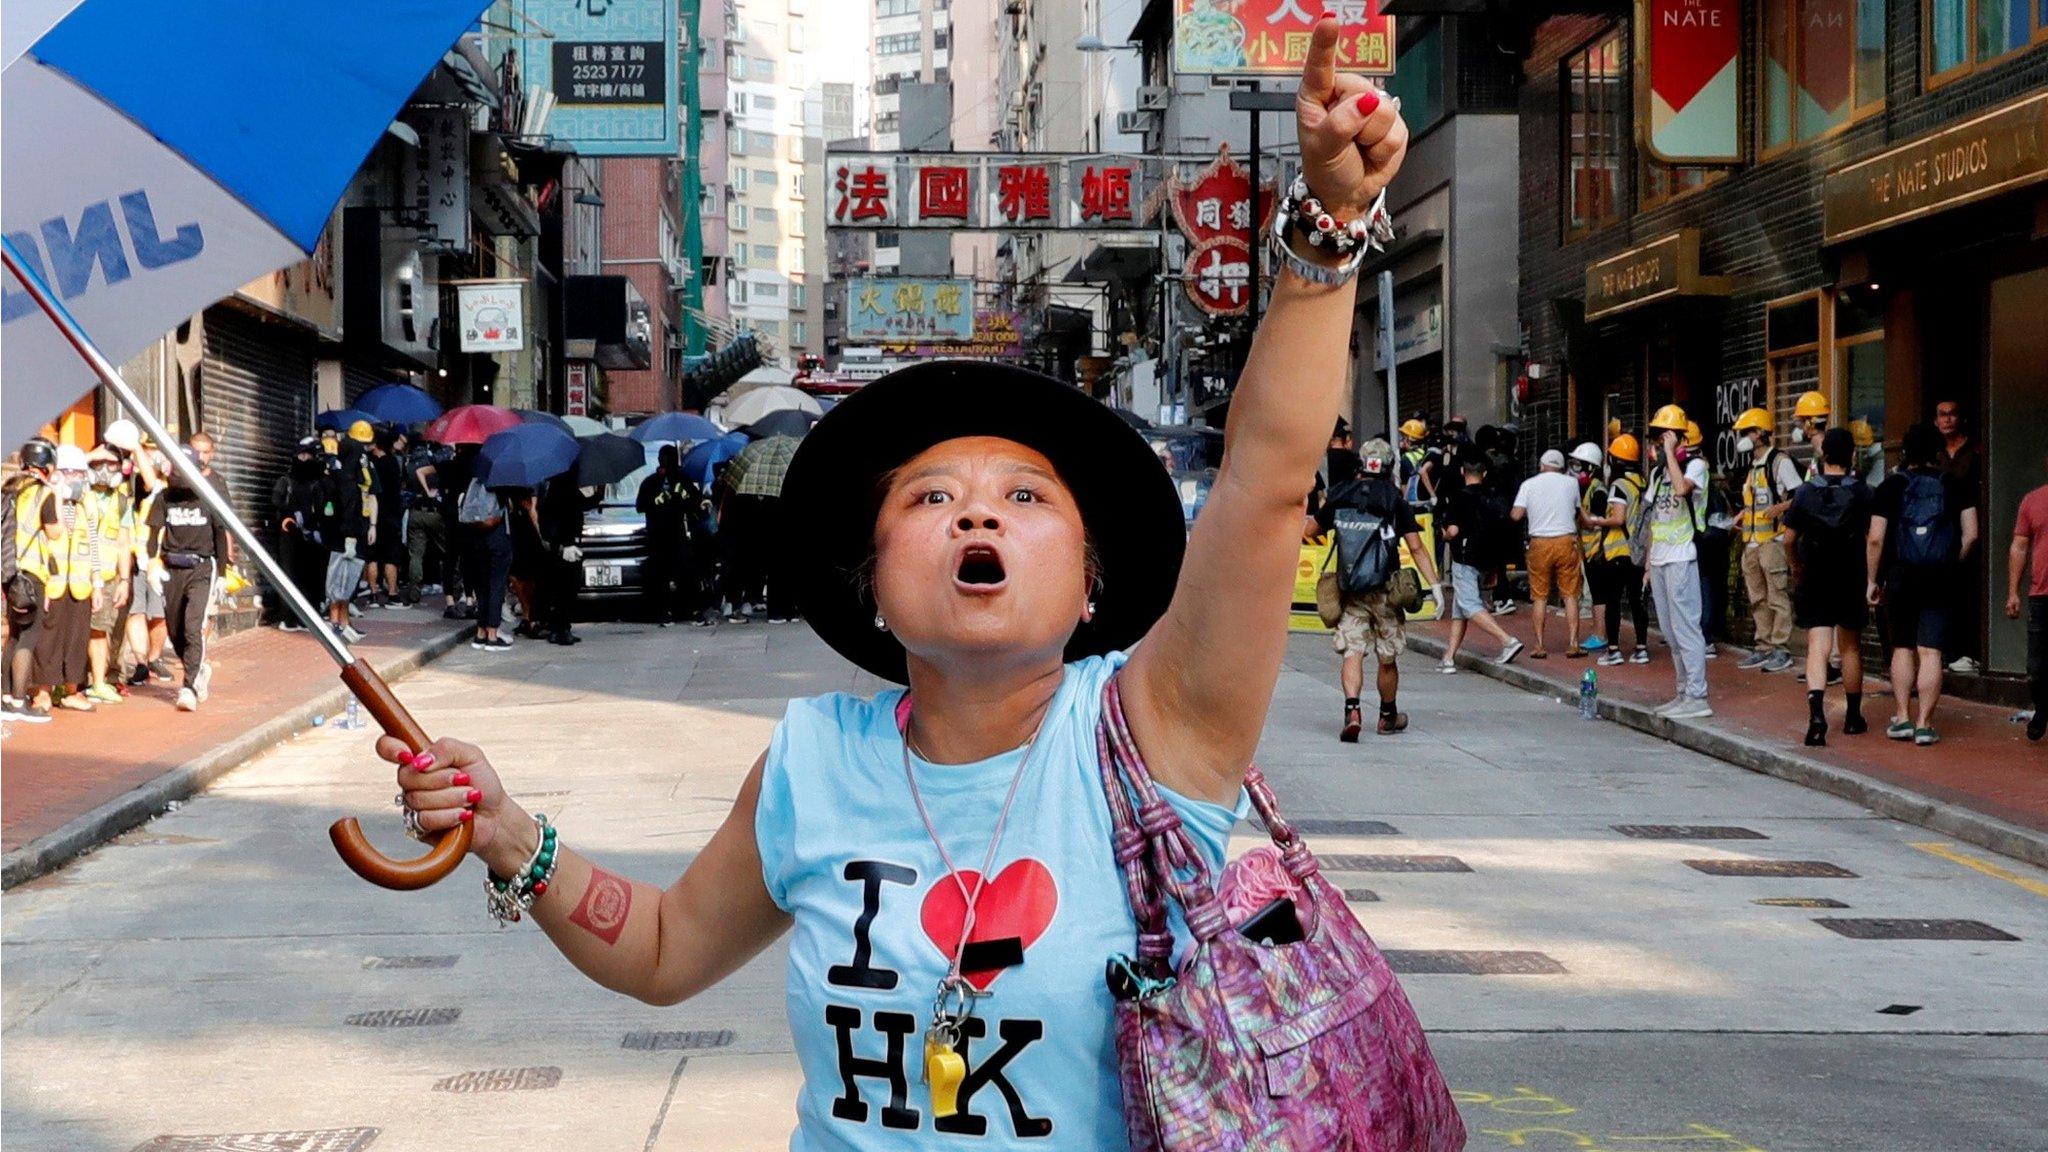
2;237;353;668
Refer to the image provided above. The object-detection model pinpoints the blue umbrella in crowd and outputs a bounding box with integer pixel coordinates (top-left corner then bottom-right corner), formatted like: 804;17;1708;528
356;382;442;426
681;431;750;486
575;431;646;488
514;408;574;434
743;408;818;441
315;407;376;432
476;422;579;491
630;411;724;444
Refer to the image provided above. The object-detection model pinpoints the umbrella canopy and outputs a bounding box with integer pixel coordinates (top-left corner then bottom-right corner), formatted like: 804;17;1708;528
736;365;797;388
724;385;824;428
575;431;644;488
743;408;819;440
315;407;375;433
1;0;493;449
356;383;443;426
477;423;579;490
631;411;724;444
424;404;521;445
680;431;749;486
562;414;607;437
720;435;800;499
515;408;573;434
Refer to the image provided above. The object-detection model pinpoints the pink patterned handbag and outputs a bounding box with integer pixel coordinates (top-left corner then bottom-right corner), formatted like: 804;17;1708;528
1095;677;1466;1152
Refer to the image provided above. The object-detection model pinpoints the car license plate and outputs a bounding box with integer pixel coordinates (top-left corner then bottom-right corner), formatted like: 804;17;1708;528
584;563;622;588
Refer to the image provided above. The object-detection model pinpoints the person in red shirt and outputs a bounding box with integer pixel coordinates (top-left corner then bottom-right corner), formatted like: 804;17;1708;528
2007;453;2048;742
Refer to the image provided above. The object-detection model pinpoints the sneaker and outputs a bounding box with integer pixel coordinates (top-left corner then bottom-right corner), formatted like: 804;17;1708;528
3;697;51;723
1581;636;1608;652
1738;649;1772;670
1804;718;1828;748
1826;663;1844;686
1946;656;1979;675
693;615;715;628
192;662;212;703
422;584;443;596
148;658;175;683
726;611;750;624
175;687;198;712
340;625;367;644
470;636;488;651
658;620;675;629
1630;647;1650;665
2027;712;2044;742
83;683;124;705
482;637;513;653
1597;649;1626;667
1437;660;1458;675
1497;639;1525;665
443;603;467;620
1762;650;1795;674
1340;706;1363;744
549;632;582;646
1493;600;1518;616
1377;711;1409;735
124;663;147;686
1664;697;1714;720
1843;712;1868;736
55;692;95;712
1703;644;1720;659
1913;727;1939;746
1652;696;1689;716
767;616;793;625
1885;718;1915;740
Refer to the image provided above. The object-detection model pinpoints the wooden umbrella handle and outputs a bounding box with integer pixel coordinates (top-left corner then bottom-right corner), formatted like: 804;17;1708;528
328;659;472;889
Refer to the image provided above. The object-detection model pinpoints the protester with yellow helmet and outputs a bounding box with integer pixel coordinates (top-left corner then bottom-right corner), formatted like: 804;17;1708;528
18;444;105;714
1398;417;1435;504
82;445;135;705
1584;436;1650;665
1641;405;1713;717
1731;406;1804;673
1793;390;1831;479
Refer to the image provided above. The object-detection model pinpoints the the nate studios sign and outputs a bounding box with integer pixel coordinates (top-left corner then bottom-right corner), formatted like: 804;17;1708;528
1824;91;2048;244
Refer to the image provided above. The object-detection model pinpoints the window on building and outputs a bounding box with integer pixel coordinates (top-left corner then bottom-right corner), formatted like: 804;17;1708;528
731;279;749;304
875;229;900;248
1834;285;1886;474
701;256;721;286
933;65;950;83
876;110;901;134
728;125;745;154
1928;0;2047;80
790;22;805;50
755;166;777;189
760;319;782;336
756;93;778;111
1386;20;1443;135
1761;0;1885;153
730;203;748;229
791;283;808;308
934;26;950;50
755;243;779;263
793;321;809;344
1766;292;1824;444
757;281;782;299
1563;28;1626;238
877;32;920;56
878;0;919;15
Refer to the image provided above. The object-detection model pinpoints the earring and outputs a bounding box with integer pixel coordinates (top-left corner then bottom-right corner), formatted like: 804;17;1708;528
1085;600;1096;617
874;613;887;631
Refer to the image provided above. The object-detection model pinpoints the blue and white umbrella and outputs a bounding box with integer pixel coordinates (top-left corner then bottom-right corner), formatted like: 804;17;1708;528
1;0;490;448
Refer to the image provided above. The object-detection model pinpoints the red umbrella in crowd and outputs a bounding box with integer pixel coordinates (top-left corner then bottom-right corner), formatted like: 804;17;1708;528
424;404;521;445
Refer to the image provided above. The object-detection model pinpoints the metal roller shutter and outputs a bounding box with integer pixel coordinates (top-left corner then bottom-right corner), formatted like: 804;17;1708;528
342;361;389;407
198;307;315;571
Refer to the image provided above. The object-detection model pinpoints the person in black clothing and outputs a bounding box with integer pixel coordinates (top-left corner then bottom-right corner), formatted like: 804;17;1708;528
440;443;479;619
468;485;515;652
147;451;231;712
319;437;372;643
1784;428;1874;747
537;478;595;645
1435;454;1523;668
1308;438;1442;741
1868;423;1980;746
270;436;329;630
636;445;712;627
365;428;408;608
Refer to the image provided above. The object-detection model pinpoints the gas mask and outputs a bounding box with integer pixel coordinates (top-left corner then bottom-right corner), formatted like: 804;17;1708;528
90;465;122;490
1735;436;1755;456
57;474;86;501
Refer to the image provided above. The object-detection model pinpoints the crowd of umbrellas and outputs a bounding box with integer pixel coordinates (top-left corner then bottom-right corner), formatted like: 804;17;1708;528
316;381;826;497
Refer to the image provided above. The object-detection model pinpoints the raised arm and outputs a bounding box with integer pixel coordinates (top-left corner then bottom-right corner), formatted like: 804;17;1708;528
1124;19;1406;805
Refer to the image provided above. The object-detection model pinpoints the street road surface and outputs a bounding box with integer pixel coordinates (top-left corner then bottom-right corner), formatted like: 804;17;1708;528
5;625;2044;1151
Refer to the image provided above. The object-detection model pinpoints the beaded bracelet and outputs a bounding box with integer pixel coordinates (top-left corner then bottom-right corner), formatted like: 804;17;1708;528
485;813;558;926
1277;175;1395;256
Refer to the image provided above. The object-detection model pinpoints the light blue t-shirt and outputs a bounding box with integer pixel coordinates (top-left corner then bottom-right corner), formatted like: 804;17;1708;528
756;651;1243;1151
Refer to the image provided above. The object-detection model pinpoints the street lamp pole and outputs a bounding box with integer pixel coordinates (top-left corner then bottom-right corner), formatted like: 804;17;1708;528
1229;87;1294;368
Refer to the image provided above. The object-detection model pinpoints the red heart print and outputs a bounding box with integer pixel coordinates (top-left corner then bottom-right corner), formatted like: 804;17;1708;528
919;858;1059;992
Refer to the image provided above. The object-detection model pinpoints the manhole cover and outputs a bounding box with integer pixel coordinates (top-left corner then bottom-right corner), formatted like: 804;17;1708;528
1684;859;1858;878
1385;950;1566;975
621;1028;735;1051
1752;897;1851;909
432;1066;562;1093
1320;854;1472;873
1340;888;1380;902
345;1007;461;1028
361;955;458;970
132;1129;379;1152
1814;918;2019;941
1250;817;1401;836
1613;825;1767;840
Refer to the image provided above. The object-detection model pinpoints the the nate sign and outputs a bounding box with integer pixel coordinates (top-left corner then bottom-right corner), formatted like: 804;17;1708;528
1583;229;1729;320
1643;0;1740;163
1823;91;2048;244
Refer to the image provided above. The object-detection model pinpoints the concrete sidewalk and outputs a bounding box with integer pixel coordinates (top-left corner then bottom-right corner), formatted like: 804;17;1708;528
2;605;467;888
1407;616;2048;869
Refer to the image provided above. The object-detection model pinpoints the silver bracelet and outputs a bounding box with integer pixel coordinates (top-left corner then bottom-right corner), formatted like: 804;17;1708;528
485;813;557;927
1268;189;1390;287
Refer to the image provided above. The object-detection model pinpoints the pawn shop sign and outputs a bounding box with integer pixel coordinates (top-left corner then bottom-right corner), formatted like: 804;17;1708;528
1170;147;1276;316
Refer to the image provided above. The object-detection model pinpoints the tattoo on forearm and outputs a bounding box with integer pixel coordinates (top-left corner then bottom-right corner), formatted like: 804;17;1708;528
569;867;633;946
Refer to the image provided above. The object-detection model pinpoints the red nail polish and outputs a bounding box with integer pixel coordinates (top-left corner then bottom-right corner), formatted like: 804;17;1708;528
416;753;435;771
458;808;474;823
398;753;417;769
1356;92;1379;116
453;772;471;787
466;789;482;805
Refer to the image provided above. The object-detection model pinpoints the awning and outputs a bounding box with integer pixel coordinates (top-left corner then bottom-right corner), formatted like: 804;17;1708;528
1583;229;1730;321
1823;90;2048;245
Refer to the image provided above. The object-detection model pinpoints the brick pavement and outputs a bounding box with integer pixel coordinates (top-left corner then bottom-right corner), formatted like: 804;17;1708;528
2;605;460;859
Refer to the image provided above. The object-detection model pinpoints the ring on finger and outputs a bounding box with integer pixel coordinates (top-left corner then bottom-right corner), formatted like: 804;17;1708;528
403;808;428;842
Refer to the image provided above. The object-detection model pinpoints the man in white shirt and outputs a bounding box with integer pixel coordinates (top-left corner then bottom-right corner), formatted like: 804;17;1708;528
1512;449;1585;658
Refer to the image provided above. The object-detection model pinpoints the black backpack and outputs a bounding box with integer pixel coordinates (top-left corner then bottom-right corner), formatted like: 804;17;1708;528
1893;472;1958;569
1800;476;1859;533
1329;480;1401;594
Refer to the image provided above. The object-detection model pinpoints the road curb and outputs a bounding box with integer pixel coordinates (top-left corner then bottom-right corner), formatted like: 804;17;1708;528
1407;633;2048;872
2;625;470;890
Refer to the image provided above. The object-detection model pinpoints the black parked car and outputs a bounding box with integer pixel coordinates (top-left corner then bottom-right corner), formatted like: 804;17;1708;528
575;442;659;611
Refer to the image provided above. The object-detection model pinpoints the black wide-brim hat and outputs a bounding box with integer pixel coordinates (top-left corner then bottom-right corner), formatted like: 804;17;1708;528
777;359;1187;685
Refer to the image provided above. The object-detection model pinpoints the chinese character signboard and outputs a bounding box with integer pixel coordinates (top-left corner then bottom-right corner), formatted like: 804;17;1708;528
406;108;470;251
879;309;1027;359
528;0;678;157
1067;159;1140;226
1169;147;1277;316
458;282;527;352
833;160;897;225
1643;0;1741;163
847;278;977;343
565;362;589;417
826;152;1182;230
1172;0;1394;77
907;160;976;226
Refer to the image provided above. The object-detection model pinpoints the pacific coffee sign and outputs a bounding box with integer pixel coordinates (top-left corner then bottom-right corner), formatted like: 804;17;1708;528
1824;92;2048;244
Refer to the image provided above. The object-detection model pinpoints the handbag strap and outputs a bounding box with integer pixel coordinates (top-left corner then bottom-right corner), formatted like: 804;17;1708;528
1094;676;1325;959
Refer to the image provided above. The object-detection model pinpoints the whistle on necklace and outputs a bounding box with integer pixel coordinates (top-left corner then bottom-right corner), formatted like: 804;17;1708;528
923;1020;967;1118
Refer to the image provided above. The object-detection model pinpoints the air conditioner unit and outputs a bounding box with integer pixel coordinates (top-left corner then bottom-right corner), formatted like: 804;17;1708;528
1137;85;1169;111
1115;110;1151;137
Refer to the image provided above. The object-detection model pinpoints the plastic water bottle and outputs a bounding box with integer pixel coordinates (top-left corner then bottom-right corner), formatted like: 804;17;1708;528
343;698;362;730
1578;670;1599;720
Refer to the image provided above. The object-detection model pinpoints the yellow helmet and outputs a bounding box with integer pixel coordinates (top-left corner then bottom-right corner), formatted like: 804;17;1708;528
1606;417;1623;444
1399;419;1427;441
347;419;376;444
1850;417;1876;449
1733;407;1772;434
1684;420;1704;449
1647;404;1689;433
1794;390;1831;420
1608;433;1641;463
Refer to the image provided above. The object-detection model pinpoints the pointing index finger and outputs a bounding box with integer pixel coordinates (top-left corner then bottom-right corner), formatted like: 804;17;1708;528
1298;16;1340;104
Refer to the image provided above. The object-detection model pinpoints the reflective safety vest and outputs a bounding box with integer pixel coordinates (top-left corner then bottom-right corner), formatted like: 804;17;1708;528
88;486;133;577
1601;475;1641;561
13;485;99;601
1578;481;1607;560
1740;450;1789;545
1645;471;1706;550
